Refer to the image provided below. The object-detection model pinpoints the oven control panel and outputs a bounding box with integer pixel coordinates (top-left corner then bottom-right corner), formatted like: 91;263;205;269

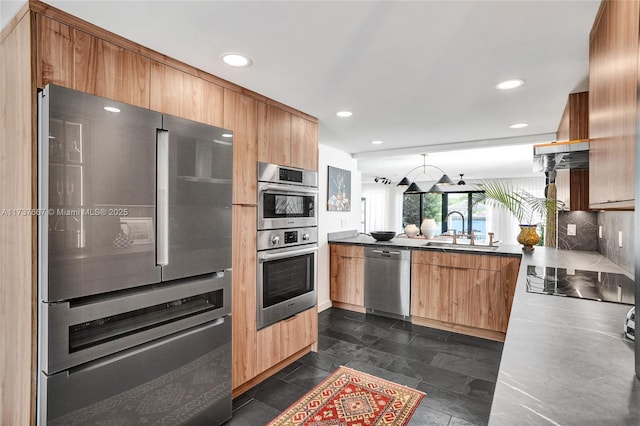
258;227;318;251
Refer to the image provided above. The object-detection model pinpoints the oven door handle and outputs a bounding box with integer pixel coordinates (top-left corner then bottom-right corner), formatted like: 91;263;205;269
258;246;318;261
260;184;318;194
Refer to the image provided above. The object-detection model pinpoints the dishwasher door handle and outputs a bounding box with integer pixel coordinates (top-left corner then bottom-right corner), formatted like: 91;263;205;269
371;249;402;255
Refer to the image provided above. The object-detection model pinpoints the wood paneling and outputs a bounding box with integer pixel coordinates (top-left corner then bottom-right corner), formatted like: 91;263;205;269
589;0;639;209
291;115;318;171
224;89;258;205
0;12;36;425
500;257;521;330
411;263;451;322
37;15;150;108
556;169;590;211
231;206;257;389
330;245;365;307
150;61;223;126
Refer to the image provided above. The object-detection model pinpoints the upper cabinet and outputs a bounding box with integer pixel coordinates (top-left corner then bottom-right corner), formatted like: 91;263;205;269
37;16;150;108
149;61;224;127
588;0;639;210
555;91;589;211
257;102;318;171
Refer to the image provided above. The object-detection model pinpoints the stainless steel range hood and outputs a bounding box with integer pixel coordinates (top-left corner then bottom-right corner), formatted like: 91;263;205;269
533;139;589;172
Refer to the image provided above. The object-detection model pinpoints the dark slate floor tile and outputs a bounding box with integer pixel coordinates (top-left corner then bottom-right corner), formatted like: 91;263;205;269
231;392;254;413
416;381;491;426
316;333;340;351
355;322;416;345
226;399;281;426
250;376;308;412
430;352;499;383
446;332;504;353
323;315;368;333
370;337;439;364
392;321;452;341
407;402;452;426
281;363;331;389
385;357;469;393
326;307;366;322
272;360;302;379
319;327;380;347
448;416;480;426
297;350;348;373
344;360;420;389
324;340;397;370
462;378;496;403
362;313;400;329
410;334;478;359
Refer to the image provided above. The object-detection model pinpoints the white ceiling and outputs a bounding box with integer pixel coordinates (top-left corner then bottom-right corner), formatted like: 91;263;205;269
22;1;601;182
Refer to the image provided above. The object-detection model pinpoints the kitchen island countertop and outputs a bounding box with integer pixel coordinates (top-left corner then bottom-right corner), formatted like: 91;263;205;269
489;247;639;425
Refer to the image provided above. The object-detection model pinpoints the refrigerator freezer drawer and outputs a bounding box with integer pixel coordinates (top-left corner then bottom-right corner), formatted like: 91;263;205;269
41;271;231;374
40;316;232;425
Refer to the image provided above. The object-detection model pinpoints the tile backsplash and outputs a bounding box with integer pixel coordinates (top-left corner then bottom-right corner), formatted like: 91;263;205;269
596;211;634;274
557;211;598;251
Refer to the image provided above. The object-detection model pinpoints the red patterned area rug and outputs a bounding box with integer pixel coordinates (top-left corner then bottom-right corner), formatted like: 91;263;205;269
267;366;425;426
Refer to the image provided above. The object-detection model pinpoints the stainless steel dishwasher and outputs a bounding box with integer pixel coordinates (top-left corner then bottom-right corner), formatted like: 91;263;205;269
364;247;411;320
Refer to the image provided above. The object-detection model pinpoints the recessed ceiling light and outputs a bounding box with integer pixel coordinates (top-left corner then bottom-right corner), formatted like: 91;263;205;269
104;106;120;113
496;79;525;90
221;53;252;67
371;140;383;145
509;123;529;129
336;111;352;118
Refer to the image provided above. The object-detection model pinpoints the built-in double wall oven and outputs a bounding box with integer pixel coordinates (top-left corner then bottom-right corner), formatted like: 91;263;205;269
257;162;318;330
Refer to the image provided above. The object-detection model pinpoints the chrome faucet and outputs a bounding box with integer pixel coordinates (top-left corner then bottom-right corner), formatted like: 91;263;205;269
445;210;465;236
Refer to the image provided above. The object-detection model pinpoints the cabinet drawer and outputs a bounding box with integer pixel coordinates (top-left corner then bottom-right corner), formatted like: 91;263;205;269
412;250;501;270
330;244;364;258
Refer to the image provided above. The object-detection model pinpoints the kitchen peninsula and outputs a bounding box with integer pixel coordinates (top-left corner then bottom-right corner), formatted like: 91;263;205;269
329;231;639;424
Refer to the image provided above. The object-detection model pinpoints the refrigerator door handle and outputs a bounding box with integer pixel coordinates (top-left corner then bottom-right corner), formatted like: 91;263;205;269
157;130;169;266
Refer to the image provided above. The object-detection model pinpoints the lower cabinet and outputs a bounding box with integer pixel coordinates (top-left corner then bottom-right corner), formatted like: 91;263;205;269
411;250;520;341
329;244;365;311
256;307;318;374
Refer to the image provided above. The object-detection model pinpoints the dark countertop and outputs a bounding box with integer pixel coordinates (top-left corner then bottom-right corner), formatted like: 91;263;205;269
328;233;640;424
328;234;522;258
488;247;639;425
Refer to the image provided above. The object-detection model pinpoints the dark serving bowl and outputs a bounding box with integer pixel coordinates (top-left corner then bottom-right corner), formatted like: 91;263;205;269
370;231;396;241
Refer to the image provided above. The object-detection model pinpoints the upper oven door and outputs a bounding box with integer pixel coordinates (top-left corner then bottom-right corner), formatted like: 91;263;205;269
258;182;317;229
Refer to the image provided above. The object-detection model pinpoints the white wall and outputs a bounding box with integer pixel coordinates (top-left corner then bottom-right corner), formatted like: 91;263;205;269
317;144;361;313
1;1;26;30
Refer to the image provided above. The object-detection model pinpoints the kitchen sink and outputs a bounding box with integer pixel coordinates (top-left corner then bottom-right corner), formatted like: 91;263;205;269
423;241;499;251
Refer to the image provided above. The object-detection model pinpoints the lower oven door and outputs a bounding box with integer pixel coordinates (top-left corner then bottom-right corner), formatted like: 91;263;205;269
257;245;317;330
39;316;231;426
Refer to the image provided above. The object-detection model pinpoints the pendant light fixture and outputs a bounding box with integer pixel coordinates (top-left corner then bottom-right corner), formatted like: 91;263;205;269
396;154;454;194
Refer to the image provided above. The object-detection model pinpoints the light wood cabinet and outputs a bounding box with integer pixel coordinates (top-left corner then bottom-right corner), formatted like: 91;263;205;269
231;206;257;388
37;15;150;108
588;0;639;209
256;307;317;374
329;244;365;311
224;90;258;205
149;61;223;127
258;102;318;171
411;250;520;341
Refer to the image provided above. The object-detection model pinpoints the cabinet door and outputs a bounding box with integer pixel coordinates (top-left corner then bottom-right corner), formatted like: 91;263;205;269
330;254;364;306
451;268;501;331
410;263;451;322
500;257;521;332
37;16;150;108
232;206;257;388
150;61;223;126
257;103;291;166
224;90;258;205
291;115;318;171
256;321;281;374
589;0;639;208
281;308;317;359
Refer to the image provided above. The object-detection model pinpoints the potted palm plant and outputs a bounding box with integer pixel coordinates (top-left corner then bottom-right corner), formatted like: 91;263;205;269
472;180;562;251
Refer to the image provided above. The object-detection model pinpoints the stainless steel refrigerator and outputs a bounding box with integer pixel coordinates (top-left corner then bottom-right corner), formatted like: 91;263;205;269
37;84;233;425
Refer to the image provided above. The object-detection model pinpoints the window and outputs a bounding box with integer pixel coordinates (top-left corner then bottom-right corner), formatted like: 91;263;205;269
402;191;486;240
